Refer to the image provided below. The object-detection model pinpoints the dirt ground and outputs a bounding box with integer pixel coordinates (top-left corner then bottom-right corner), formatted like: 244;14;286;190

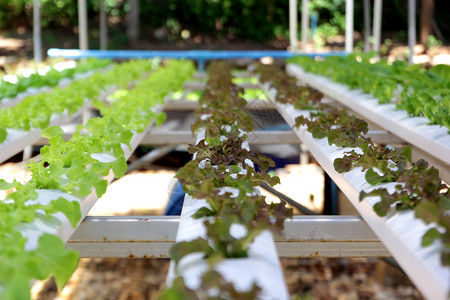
31;257;423;300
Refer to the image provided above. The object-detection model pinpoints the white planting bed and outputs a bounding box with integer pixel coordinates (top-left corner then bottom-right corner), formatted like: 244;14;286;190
15;110;162;251
165;127;289;299
271;97;450;300
0;84;118;164
0;101;90;164
0;67;109;109
286;64;450;182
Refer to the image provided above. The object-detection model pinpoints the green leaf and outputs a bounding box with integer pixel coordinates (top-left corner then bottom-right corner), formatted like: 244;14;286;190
0;179;17;190
0;273;31;300
111;156;128;178
422;228;441;247
415;202;439;224
153;112;167;126
158;277;197;300
398;146;412;162
333;157;353;173
93;179;108;198
360;188;396;216
31;234;79;290
365;168;390;185
311;125;327;139
438;196;450;211
192;207;216;218
41;126;64;139
170;238;214;265
47;197;81;228
0;127;7;143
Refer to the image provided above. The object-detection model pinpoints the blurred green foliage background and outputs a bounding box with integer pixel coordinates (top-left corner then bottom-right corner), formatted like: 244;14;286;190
0;0;448;44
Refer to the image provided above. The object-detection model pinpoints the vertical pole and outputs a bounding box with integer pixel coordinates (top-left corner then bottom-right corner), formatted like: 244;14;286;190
289;0;298;52
299;144;308;165
78;0;88;50
323;173;339;215
345;0;354;53
301;0;309;51
420;0;434;46
372;0;382;53
127;0;140;47
311;12;318;50
33;0;42;64
22;146;33;162
408;0;416;64
100;0;108;50
363;0;371;52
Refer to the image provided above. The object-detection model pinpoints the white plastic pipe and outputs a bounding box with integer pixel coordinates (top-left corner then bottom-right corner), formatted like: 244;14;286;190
301;0;309;51
408;0;416;64
78;0;88;50
33;0;42;64
345;0;354;53
372;0;382;53
100;0;108;50
289;0;298;52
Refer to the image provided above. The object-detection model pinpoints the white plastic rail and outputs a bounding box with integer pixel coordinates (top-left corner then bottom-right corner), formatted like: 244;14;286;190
286;64;450;180
165;128;289;300
16;109;163;251
270;97;450;300
0;101;91;164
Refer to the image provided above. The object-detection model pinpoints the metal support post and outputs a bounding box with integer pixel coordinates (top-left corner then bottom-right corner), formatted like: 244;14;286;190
33;0;42;64
78;0;88;50
301;0;309;51
100;0;108;50
363;0;371;52
289;0;298;52
372;0;382;53
345;0;354;53
408;0;416;64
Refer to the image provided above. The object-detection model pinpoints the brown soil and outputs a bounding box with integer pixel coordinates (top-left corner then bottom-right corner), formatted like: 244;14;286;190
32;257;423;300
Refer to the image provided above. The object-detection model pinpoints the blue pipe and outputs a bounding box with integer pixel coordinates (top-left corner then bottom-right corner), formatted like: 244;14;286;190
47;49;347;71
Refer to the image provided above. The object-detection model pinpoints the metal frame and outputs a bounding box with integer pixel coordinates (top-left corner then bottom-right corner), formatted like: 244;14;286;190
67;215;389;258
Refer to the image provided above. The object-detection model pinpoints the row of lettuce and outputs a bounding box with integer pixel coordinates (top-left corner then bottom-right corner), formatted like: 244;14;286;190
289;55;450;132
0;59;111;102
0;59;195;299
159;61;292;299
257;63;450;267
0;59;156;144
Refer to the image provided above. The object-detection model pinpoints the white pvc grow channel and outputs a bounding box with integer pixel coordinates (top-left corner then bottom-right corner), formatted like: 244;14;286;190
0;67;106;109
286;64;450;170
267;93;450;300
165;119;290;299
0;101;91;164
